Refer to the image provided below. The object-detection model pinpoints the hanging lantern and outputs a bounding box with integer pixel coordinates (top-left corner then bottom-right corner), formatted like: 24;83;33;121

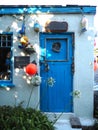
34;21;40;32
25;63;37;76
80;16;88;34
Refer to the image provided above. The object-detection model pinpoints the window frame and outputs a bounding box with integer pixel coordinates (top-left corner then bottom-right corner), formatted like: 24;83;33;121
0;32;15;87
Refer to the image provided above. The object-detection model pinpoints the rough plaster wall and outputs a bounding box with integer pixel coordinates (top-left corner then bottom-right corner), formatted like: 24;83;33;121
0;13;95;118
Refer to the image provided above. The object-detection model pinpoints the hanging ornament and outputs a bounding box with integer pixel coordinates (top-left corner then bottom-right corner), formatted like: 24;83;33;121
80;15;88;35
72;90;81;98
6;26;11;32
47;77;56;87
34;21;40;32
31;75;41;86
19;22;25;35
18;35;36;54
18;15;26;38
94;39;96;47
94;59;98;71
25;63;37;76
18;43;24;49
20;35;29;46
24;44;36;54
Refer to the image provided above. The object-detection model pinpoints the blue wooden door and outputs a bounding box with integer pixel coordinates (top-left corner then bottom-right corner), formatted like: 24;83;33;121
40;33;74;112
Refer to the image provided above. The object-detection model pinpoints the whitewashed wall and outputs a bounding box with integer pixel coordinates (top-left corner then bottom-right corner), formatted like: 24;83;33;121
0;13;95;119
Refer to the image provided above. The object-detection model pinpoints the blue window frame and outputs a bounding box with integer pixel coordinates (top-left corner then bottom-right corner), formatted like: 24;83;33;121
0;33;15;87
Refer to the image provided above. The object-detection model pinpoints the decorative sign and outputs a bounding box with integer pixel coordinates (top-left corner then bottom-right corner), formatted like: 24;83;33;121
45;21;68;32
14;56;30;68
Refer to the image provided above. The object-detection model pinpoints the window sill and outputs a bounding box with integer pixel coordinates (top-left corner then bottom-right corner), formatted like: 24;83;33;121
0;83;15;88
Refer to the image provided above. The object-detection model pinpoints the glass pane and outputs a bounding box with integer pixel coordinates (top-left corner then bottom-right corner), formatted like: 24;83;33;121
7;35;11;41
1;35;6;47
0;48;11;80
2;41;6;46
8;42;11;46
7;35;12;46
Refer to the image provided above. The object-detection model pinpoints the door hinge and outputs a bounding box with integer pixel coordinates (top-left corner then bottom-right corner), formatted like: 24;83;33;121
71;62;75;74
72;33;75;48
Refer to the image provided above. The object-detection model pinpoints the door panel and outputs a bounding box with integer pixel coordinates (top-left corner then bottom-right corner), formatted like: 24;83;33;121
40;33;74;112
46;38;68;61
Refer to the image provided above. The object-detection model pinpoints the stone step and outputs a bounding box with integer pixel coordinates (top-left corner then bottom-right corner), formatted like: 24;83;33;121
54;120;82;130
70;116;82;128
46;113;95;130
54;118;95;130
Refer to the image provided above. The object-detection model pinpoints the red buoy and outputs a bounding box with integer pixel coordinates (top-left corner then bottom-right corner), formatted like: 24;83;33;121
25;63;37;76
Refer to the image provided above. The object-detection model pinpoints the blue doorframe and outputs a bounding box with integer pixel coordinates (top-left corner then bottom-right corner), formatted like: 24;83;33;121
40;32;74;112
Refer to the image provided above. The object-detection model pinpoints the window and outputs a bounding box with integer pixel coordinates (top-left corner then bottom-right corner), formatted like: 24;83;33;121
0;33;15;87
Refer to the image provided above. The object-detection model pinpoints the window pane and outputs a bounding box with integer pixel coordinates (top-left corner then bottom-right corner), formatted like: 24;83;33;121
8;42;11;46
7;35;12;46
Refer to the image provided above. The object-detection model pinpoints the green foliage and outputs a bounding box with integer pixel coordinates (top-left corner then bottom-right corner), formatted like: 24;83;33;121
93;110;98;129
94;119;98;130
0;105;54;130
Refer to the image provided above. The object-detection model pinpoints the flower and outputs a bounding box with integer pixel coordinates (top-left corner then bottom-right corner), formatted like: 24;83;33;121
47;77;56;87
72;90;81;98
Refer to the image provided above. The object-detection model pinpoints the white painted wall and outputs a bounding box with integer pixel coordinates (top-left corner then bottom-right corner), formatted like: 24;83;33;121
0;12;95;119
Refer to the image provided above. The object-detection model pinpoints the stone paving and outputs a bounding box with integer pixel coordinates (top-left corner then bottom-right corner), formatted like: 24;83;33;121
54;118;94;130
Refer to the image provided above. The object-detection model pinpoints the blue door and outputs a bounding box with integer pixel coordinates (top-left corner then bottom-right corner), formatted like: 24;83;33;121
40;33;74;112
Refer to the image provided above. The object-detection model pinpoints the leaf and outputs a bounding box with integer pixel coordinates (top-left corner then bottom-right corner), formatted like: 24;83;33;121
0;106;54;130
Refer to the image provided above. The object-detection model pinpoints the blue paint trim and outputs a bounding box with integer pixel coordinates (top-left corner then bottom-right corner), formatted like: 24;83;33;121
0;32;13;35
0;5;96;15
0;83;15;87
